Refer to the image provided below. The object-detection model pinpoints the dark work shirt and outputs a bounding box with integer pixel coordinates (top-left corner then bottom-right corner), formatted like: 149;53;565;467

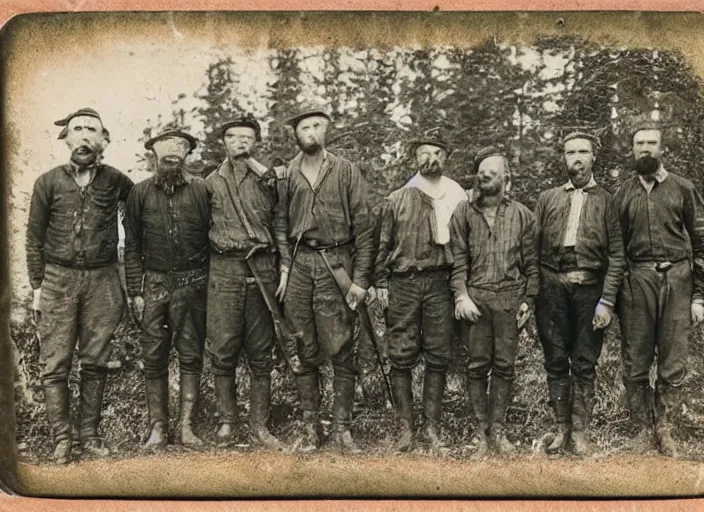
275;150;374;288
206;157;283;257
612;170;704;300
123;176;210;297
535;183;625;305
374;185;463;288
450;196;539;299
25;163;134;289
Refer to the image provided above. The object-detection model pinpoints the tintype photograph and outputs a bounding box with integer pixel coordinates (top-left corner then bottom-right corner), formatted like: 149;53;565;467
4;10;704;499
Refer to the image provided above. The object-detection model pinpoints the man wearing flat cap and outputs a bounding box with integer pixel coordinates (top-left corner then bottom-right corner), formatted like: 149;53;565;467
275;104;374;453
612;117;704;457
534;131;625;455
450;146;538;457
26;108;133;463
124;128;211;448
204;114;288;449
374;130;465;454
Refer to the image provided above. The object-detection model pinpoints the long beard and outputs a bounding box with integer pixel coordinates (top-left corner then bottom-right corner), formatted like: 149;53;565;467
635;155;660;176
298;139;322;155
154;164;186;195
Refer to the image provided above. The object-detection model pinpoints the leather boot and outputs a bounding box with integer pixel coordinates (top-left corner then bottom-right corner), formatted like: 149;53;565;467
44;381;72;464
143;377;169;449
79;373;109;457
489;376;515;455
655;381;681;458
625;380;655;454
546;378;571;454
249;375;283;450
422;367;447;455
330;374;361;454
294;372;321;452
391;369;414;452
214;375;237;447
571;377;595;456
179;373;204;447
467;378;490;458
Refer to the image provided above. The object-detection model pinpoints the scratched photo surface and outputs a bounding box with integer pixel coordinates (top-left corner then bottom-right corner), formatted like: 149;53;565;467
5;11;704;498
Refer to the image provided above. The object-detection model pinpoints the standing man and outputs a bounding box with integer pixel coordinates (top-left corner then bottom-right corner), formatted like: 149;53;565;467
450;147;538;456
26;108;133;463
205;114;287;449
534;131;625;455
613;120;704;457
275;104;374;453
374;132;466;453
124;128;210;448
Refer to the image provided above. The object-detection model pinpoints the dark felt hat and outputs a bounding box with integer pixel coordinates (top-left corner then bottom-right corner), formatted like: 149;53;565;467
561;130;601;149
55;108;106;140
408;128;450;154
144;128;198;152
284;103;331;128
220;114;262;141
473;145;506;172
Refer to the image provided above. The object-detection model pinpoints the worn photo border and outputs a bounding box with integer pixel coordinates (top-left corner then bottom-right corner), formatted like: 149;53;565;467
3;4;704;510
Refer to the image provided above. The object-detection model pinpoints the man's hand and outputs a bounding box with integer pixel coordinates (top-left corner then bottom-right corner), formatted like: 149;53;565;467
692;301;704;326
276;268;289;301
31;288;42;325
593;301;614;330
455;295;481;323
346;283;367;311
130;296;145;326
516;300;532;330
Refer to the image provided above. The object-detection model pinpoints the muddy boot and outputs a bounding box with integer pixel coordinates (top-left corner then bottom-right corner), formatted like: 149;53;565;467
391;369;414;452
546;378;571;455
422;367;447;455
143;377;169;449
179;373;204;447
79;370;109;457
249;375;283;450
44;381;72;464
625;380;655;454
330;374;361;454
571;377;595;456
214;375;237;447
294;372;321;452
489;376;515;455
468;378;490;458
655;382;681;458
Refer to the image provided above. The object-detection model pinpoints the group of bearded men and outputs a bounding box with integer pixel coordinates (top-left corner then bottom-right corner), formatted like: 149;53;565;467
27;104;704;464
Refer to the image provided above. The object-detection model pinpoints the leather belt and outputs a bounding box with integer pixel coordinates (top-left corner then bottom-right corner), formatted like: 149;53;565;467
628;258;688;273
297;238;354;251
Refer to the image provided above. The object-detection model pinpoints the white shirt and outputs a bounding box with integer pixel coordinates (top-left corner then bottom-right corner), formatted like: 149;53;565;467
405;173;466;245
563;175;597;247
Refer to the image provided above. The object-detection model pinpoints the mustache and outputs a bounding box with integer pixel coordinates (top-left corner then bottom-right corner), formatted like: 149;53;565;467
299;140;322;154
420;161;442;173
635;155;660;175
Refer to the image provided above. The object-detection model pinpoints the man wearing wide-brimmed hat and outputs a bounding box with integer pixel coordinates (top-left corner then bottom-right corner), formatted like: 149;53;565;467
534;131;625;456
123;127;211;449
450;146;538;457
374;129;466;454
612;116;704;457
26;108;133;463
274;103;374;453
204;114;289;450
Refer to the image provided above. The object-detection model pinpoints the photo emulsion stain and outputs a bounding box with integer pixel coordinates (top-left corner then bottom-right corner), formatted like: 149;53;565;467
5;11;704;498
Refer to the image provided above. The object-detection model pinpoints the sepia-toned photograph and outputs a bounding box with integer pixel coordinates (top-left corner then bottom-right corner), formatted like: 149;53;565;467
5;10;704;499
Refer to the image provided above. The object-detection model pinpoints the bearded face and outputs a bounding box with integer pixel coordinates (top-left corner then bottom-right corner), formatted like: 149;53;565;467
632;129;663;177
415;144;446;177
152;137;190;194
294;115;328;155
64;116;107;167
476;155;507;196
563;138;595;188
